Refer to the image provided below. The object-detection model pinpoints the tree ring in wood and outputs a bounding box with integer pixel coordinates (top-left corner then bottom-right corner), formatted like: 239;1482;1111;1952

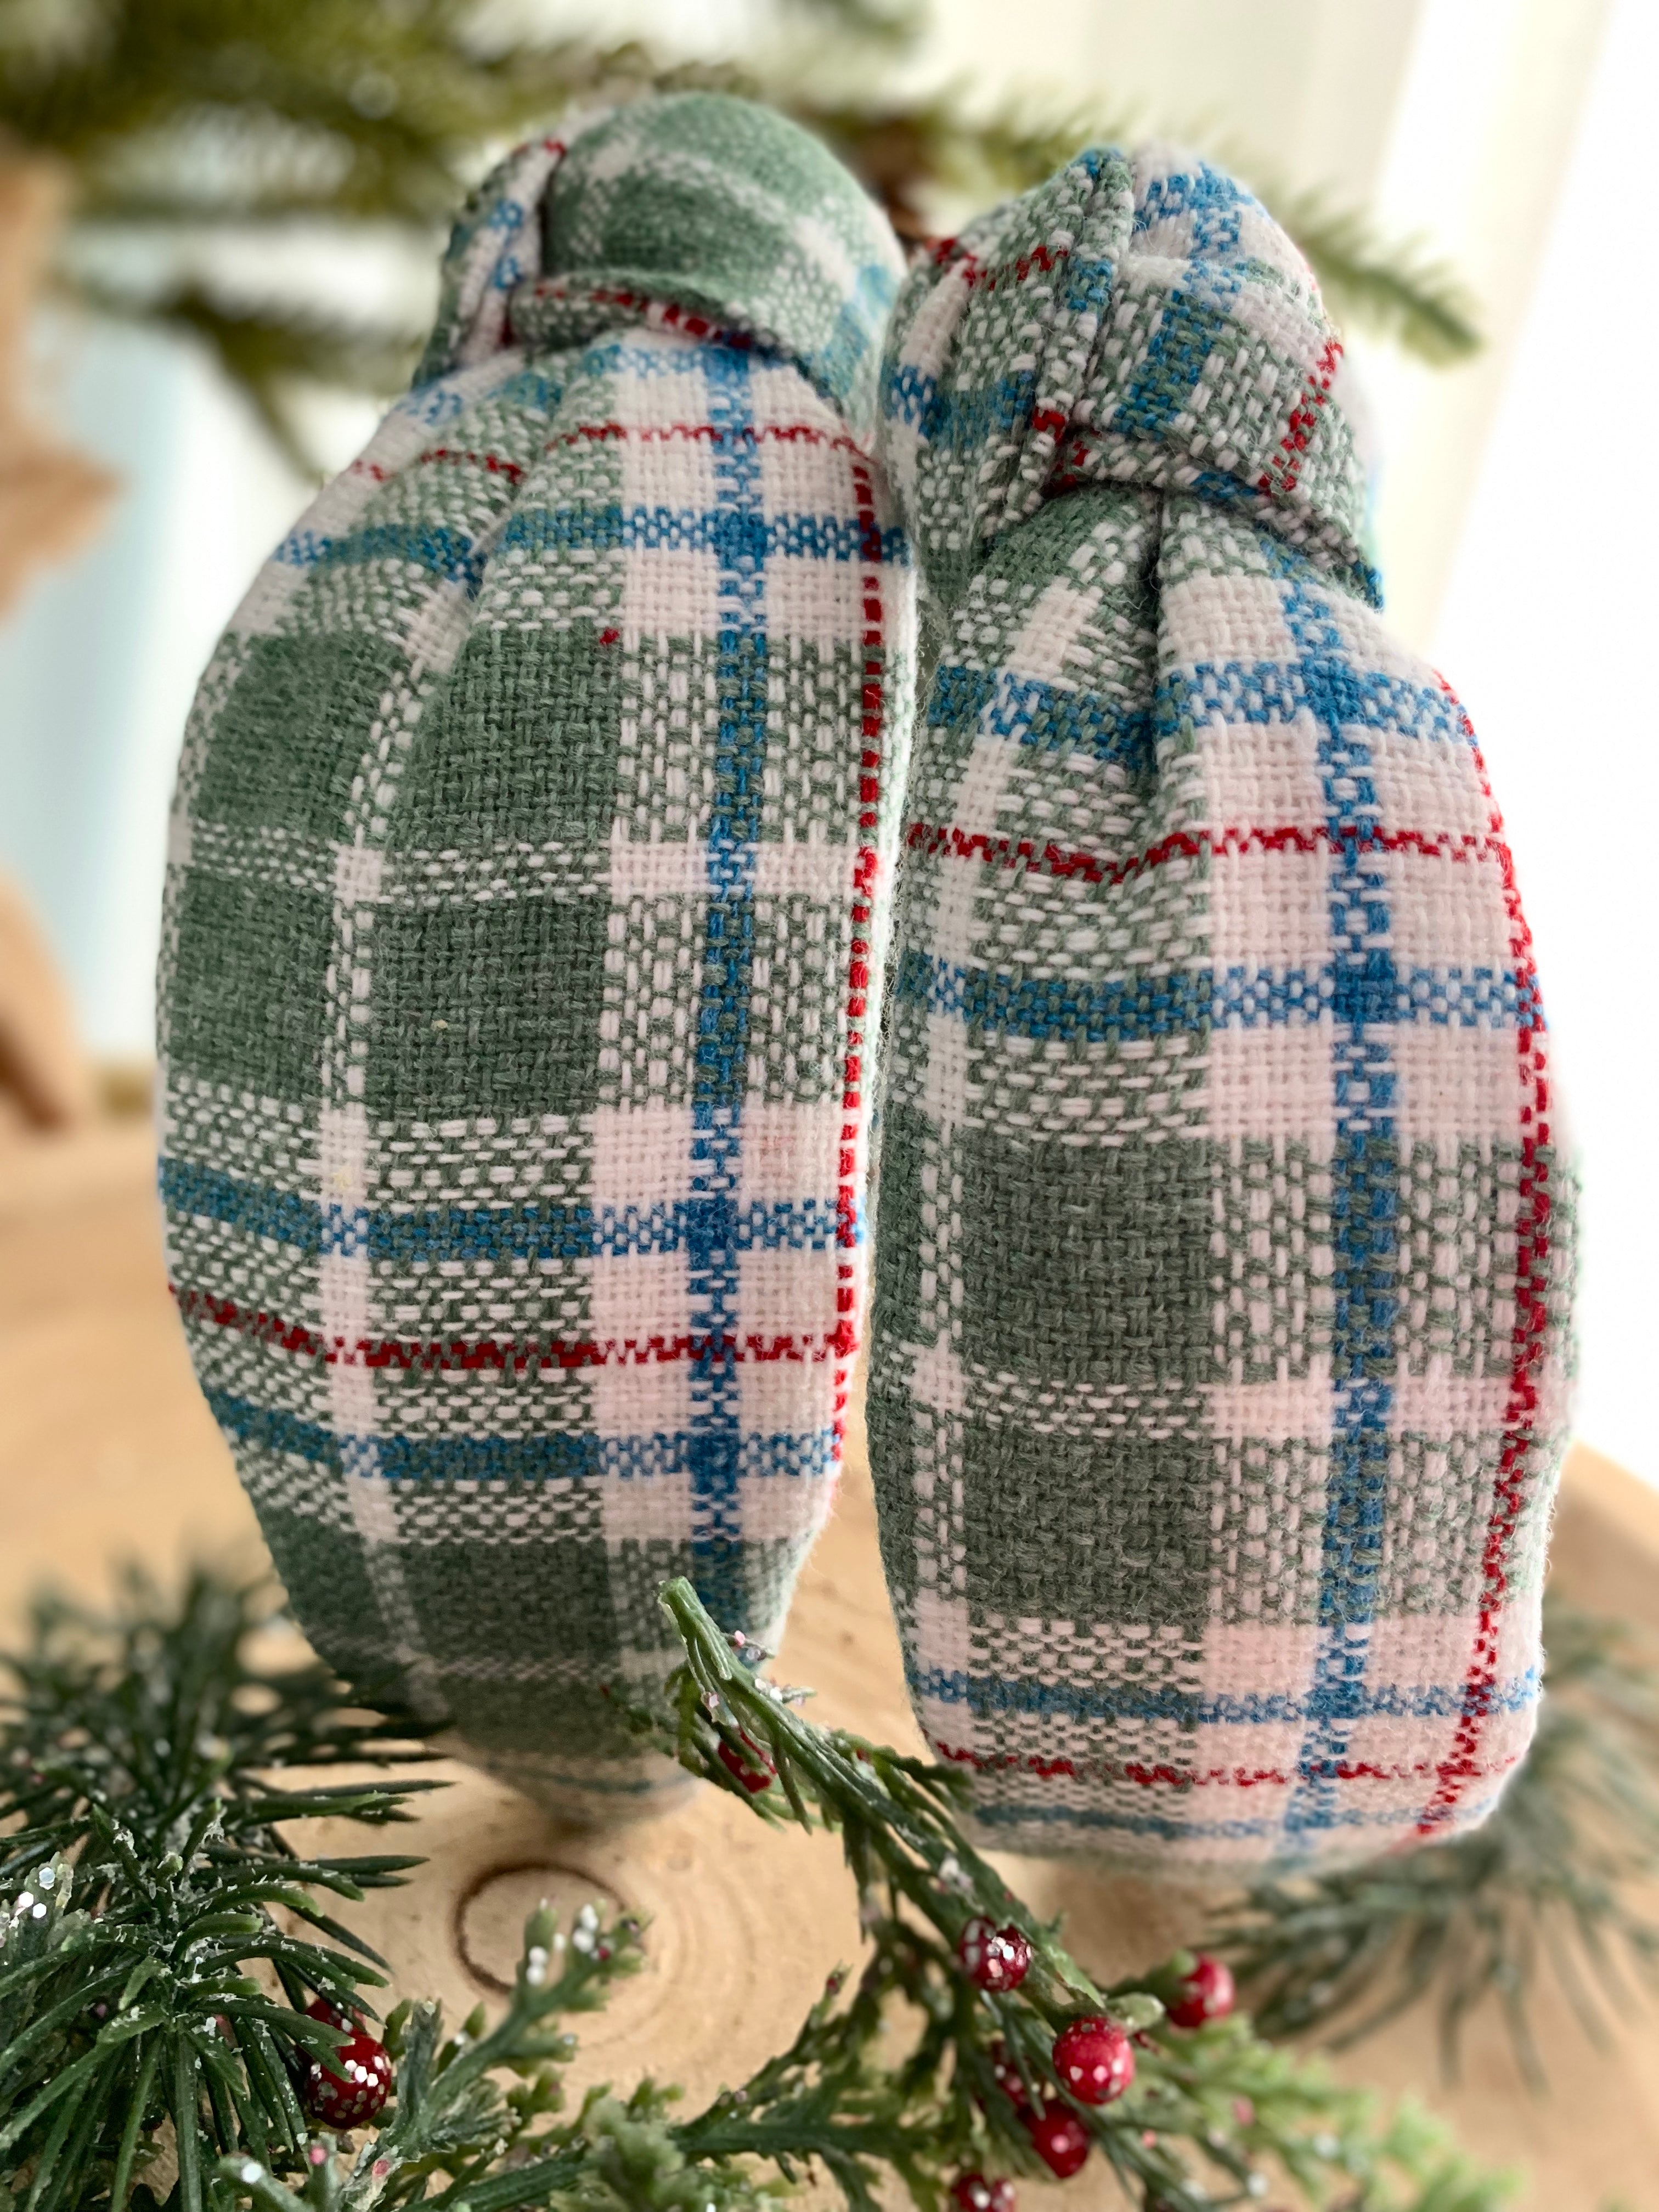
454;1859;631;1996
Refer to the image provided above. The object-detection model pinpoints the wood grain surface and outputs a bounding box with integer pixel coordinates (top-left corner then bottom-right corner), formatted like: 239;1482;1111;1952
1;1118;1654;2209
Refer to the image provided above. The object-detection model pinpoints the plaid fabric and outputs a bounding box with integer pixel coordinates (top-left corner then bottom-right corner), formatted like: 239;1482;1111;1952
867;144;1576;1874
157;94;913;1818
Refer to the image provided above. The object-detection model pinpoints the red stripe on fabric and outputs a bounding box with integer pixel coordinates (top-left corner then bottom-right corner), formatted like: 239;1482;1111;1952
1256;335;1342;501
905;817;1510;886
415;447;526;485
1415;682;1552;1835
833;451;888;1434
519;281;755;358
545;421;863;455
172;1285;853;1372
930;1737;1522;1794
962;243;1067;294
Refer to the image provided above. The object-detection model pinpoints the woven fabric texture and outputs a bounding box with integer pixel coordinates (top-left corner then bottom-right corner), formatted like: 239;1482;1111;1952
867;144;1576;1874
157;93;914;1817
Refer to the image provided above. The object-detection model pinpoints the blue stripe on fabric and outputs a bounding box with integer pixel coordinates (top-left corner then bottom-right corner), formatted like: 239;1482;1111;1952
733;1430;839;1480
160;1160;847;1263
1278;561;1402;1848
208;1392;596;1485
1118;169;1248;444
391;366;560;435
207;1392;339;1470
1156;660;1469;746
161;1161;324;1253
910;1664;1540;1729
688;344;767;1627
496;506;908;564
381;1427;839;1486
926;665;994;729
570;340;764;383
276;507;907;578
878;364;1037;453
1056;252;1119;326
968;1788;1506;1848
1216;965;1519;1029
1114;160;1246;438
1132;162;1251;249
377;1432;600;1483
808;258;900;417
1113;281;1238;441
892;957;1521;1044
894;949;1211;1043
927;664;1155;774
301;522;486;589
208;1389;838;1483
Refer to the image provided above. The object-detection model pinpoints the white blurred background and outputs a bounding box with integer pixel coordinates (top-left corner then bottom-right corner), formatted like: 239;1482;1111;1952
2;0;1654;1477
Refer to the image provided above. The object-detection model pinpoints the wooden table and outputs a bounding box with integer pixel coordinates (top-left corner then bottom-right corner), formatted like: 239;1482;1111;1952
3;1118;1656;2210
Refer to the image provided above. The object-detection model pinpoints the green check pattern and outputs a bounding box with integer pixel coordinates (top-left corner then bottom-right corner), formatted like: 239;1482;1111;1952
157;94;914;1818
866;144;1577;1874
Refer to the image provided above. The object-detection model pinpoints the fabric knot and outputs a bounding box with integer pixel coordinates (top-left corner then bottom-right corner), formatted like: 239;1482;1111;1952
881;142;1376;608
416;93;904;441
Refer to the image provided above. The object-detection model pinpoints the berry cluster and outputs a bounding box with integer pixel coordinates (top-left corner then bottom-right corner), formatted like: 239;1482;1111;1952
951;1951;1236;2200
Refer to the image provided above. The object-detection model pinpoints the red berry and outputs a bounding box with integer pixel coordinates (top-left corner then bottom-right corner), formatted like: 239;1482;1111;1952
716;1736;775;1793
301;2002;392;2129
957;1916;1032;1992
1025;2100;1091;2179
1166;1955;1235;2030
951;2175;1016;2212
1051;2016;1135;2106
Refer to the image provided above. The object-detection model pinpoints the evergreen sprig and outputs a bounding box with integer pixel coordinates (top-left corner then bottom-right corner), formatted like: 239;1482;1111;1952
0;1566;1515;2212
0;0;634;468
0;1568;437;2212
638;1578;1512;2212
0;0;1479;476
1210;1598;1659;2087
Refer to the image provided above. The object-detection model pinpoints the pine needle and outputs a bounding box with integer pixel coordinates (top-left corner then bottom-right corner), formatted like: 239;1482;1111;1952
1254;180;1481;363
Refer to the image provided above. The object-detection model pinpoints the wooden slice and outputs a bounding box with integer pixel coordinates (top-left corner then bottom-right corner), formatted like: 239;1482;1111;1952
2;1119;1657;2207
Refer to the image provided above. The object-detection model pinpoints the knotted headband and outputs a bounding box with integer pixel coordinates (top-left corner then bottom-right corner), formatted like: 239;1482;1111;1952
866;144;1575;1874
158;93;915;1818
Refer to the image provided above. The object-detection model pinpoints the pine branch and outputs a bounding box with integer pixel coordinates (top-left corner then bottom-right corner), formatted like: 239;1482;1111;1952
800;88;1481;359
759;0;923;44
1211;1597;1659;2087
215;1569;1518;2212
1245;179;1481;364
0;1567;439;2212
1;1563;1515;2212
69;272;427;478
797;89;1141;240
0;1;1482;488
